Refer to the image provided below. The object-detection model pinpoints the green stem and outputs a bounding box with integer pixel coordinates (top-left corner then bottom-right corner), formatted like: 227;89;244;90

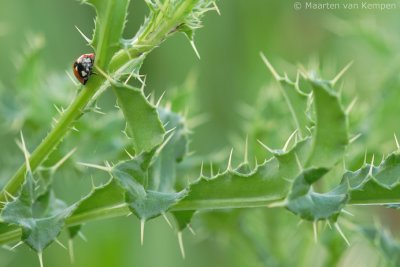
2;194;399;246
0;76;105;206
109;0;198;72
0;0;201;208
0;196;281;246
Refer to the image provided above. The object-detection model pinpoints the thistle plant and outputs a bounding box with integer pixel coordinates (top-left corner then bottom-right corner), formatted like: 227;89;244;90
1;1;400;267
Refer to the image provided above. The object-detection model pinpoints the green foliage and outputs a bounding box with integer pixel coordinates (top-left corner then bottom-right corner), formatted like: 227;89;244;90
306;80;348;169
2;0;400;266
113;83;164;153
1;171;74;252
82;0;131;68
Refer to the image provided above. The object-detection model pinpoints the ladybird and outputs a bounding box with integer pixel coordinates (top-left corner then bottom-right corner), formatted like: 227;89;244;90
73;53;95;85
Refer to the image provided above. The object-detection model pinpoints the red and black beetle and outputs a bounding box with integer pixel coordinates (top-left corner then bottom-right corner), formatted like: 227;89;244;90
73;53;95;85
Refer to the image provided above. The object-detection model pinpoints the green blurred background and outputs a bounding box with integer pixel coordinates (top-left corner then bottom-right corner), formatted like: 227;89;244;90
1;0;400;266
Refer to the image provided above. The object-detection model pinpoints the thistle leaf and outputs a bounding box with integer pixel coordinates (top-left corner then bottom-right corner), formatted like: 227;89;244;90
175;138;309;212
113;83;165;154
67;179;126;226
346;153;400;205
285;168;347;221
305;79;348;169
149;108;189;192
0;172;74;252
279;79;310;138
111;151;186;220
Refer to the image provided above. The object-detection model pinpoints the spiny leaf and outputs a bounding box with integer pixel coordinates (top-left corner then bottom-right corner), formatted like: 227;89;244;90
67;179;126;226
149;108;189;192
279;79;310;139
0;172;74;252
261;54;310;138
81;0;131;68
111;151;185;220
113;83;165;154
263;59;348;169
285;152;400;221
285;168;347;221
345;153;400;205
305;79;348;169
176;160;287;211
175;138;309;212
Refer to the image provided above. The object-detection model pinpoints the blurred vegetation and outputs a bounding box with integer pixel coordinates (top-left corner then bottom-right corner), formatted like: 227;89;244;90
1;0;400;266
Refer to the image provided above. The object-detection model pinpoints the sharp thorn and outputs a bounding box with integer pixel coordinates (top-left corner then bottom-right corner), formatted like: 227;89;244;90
74;25;91;44
313;221;318;243
156;130;176;155
349;133;362;144
51;148;77;172
394;133;400;150
78;232;88;242
227;148;233;171
38;252;44;267
331;61;354;86
55;238;67;250
20;131;31;172
260;52;282;81
187;225;196;236
177;232;186;259
91;175;96;189
283;129;298;152
162;212;173;229
257;139;274;154
145;92;152;101
342;209;354;217
140;76;147;92
53;104;62;115
77;162;112;172
156;91;166;107
125;149;134;160
334;223;350;246
213;1;221;15
124;70;134;85
200;161;204;177
140;219;145;246
190;40;201;60
368;154;375;177
210;161;214;177
10;241;24;251
244;135;249;164
346;97;358;115
68;239;75;264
